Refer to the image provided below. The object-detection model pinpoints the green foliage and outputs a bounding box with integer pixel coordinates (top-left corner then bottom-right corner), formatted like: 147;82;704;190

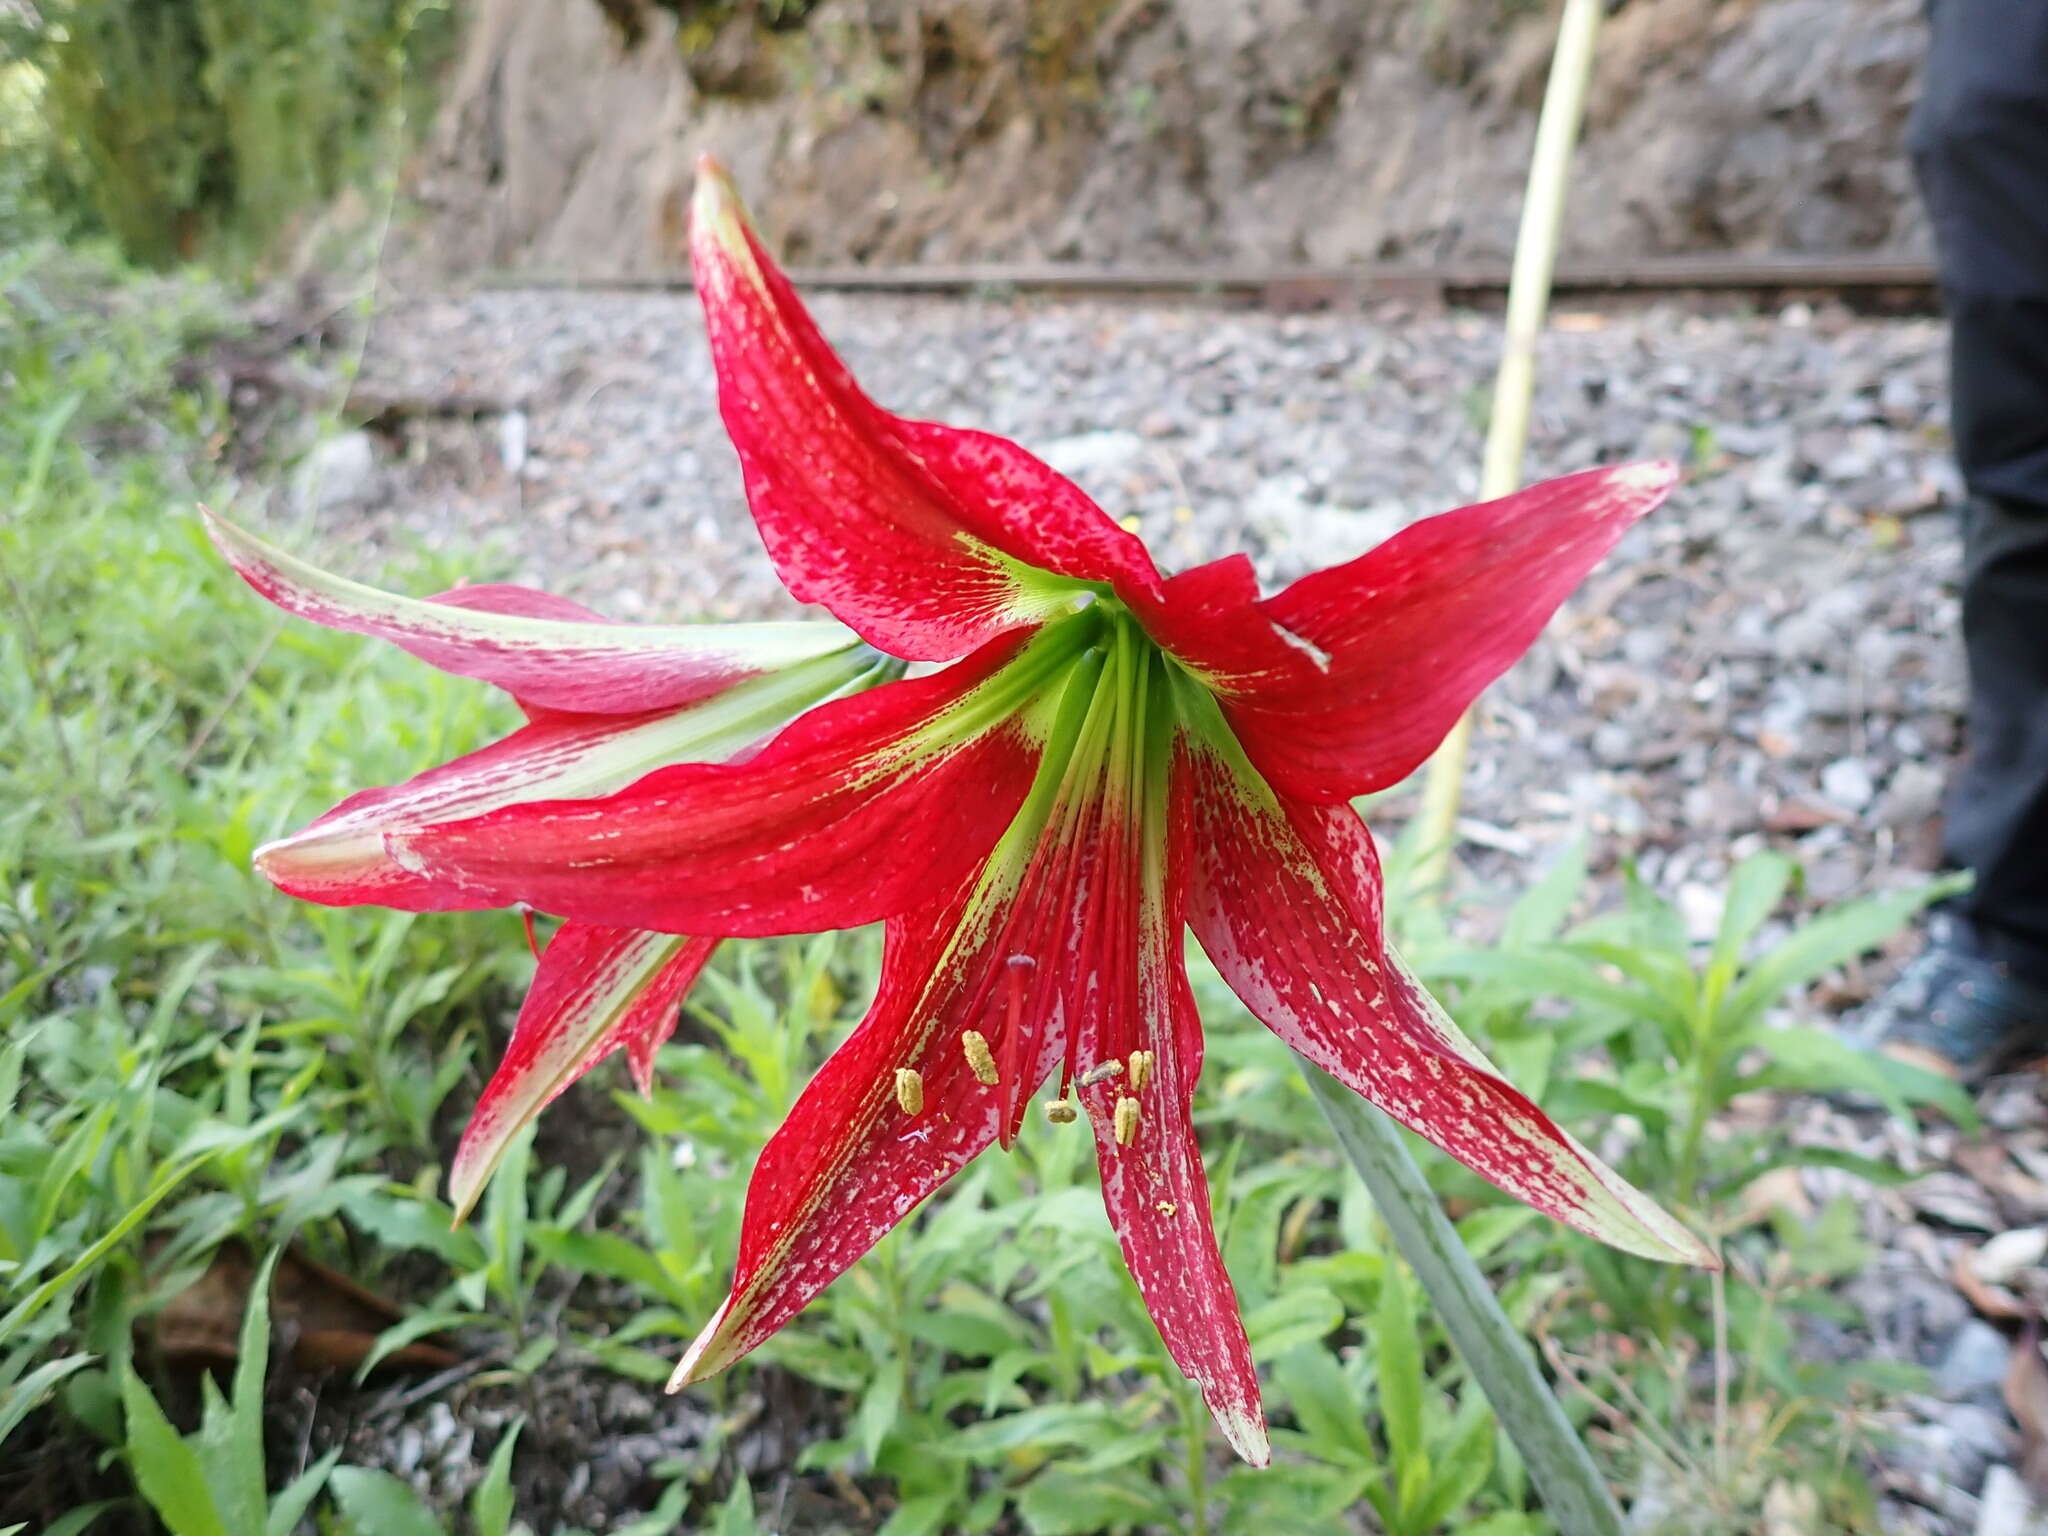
1378;838;1952;1531
115;1248;346;1536
0;247;516;1524
4;0;451;268
1420;845;1970;1216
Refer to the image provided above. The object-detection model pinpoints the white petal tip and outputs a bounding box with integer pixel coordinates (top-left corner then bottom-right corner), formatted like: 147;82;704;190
690;160;748;251
1680;1233;1722;1270
1605;1213;1718;1269
1216;1407;1271;1466
253;829;383;890
669;1301;739;1392
446;1177;483;1228
1611;459;1682;495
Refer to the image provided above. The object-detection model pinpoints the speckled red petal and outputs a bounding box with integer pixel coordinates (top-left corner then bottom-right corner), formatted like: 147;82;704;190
203;509;858;714
690;160;1163;661
1185;719;1712;1266
450;922;717;1220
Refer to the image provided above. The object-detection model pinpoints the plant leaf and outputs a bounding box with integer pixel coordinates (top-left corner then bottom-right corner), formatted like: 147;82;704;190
328;1466;447;1536
120;1369;230;1536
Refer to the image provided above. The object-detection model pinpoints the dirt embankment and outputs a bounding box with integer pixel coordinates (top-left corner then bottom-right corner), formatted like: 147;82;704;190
411;0;1928;278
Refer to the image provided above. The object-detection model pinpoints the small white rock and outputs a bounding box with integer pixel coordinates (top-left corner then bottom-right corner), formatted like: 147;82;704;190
1820;757;1876;812
1974;1464;2037;1536
1974;1227;2048;1287
297;430;379;511
498;409;530;473
1677;882;1723;944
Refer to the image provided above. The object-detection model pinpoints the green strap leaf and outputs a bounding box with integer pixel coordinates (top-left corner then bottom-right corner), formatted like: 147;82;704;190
1301;1060;1625;1536
120;1369;230;1536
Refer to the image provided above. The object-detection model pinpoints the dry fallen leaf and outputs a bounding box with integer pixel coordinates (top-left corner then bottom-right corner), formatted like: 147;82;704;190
1906;1171;2004;1233
1735;1166;1815;1229
150;1241;461;1375
2003;1323;2048;1499
1978;1228;2048;1287
1952;1242;2030;1322
1957;1144;2048;1226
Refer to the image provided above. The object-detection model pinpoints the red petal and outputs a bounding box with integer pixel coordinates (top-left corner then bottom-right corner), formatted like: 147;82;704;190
450;922;716;1219
1067;753;1268;1464
673;651;1140;1383
1184;720;1713;1265
1149;464;1677;801
669;869;1062;1386
675;645;1268;1461
255;649;877;907
690;162;1162;660
383;625;1082;936
428;585;616;723
425;583;611;624
204;509;859;713
892;422;1166;604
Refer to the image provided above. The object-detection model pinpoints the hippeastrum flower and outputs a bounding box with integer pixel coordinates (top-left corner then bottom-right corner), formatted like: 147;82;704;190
215;157;1715;1467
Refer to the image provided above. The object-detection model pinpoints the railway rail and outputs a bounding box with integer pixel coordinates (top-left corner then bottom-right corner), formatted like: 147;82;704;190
475;252;1940;311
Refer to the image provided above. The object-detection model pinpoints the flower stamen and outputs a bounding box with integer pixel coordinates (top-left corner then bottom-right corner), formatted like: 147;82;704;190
1045;1098;1077;1124
893;1067;924;1115
1080;1059;1124;1087
1113;1095;1141;1147
1127;1049;1155;1091
962;1030;1000;1086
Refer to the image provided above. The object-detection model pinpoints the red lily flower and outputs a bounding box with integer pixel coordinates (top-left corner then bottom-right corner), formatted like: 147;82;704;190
214;160;1712;1466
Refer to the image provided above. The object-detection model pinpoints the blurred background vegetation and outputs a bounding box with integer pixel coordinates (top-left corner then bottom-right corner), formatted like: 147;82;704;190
0;0;452;266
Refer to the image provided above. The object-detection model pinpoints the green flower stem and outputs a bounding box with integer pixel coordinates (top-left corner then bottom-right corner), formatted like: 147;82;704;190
1184;1385;1212;1536
1654;1020;1723;1339
1414;0;1607;897
1299;1058;1625;1536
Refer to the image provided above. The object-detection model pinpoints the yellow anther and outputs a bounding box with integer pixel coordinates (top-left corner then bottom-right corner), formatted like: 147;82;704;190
962;1030;1000;1086
1079;1059;1124;1087
893;1067;924;1115
1127;1050;1155;1092
1113;1095;1141;1147
1045;1098;1078;1124
1156;1200;1177;1217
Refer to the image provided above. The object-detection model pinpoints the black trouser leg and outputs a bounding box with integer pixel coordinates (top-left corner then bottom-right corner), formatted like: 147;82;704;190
1909;0;2048;983
1943;480;2048;983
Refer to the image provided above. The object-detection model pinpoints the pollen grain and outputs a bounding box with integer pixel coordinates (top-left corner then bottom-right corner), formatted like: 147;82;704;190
962;1030;1000;1085
893;1068;924;1115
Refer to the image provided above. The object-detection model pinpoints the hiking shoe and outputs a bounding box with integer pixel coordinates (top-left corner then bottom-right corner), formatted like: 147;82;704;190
1853;918;2048;1086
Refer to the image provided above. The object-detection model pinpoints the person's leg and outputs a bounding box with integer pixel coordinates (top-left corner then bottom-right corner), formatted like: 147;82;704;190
1944;485;2048;984
1862;0;2048;1079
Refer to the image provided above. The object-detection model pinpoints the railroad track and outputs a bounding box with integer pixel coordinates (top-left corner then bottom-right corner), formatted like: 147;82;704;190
476;252;1939;311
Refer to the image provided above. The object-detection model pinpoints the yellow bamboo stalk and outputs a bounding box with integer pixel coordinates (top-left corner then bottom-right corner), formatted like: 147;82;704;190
1412;0;1606;897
